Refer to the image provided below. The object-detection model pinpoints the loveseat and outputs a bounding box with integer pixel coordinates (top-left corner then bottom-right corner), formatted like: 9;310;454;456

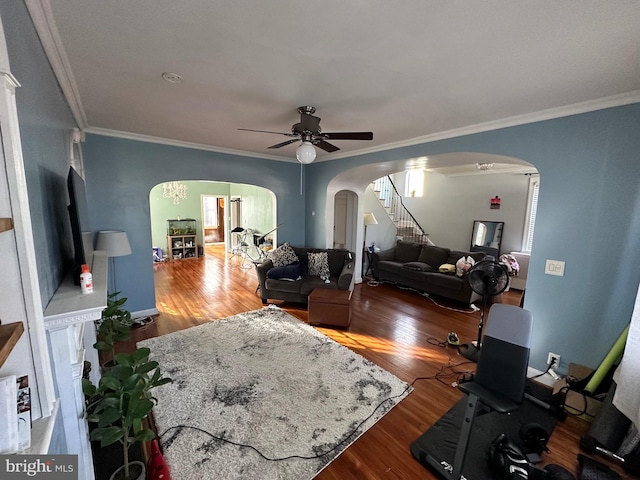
371;240;487;305
255;244;355;304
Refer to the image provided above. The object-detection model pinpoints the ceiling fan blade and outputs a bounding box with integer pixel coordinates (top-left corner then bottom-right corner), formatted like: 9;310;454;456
300;113;321;133
321;132;373;141
238;128;297;137
267;139;300;149
314;139;340;153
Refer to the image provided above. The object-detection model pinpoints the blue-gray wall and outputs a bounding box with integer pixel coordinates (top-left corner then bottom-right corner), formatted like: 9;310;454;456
5;0;640;379
82;135;305;313
1;0;77;307
306;105;640;372
1;0;77;454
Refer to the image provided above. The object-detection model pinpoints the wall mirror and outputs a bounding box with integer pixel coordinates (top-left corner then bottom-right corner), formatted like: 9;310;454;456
470;220;504;258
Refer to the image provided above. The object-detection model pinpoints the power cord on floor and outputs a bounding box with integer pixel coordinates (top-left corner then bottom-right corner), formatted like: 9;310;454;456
415;335;476;387
364;279;479;314
158;382;414;463
529;357;557;380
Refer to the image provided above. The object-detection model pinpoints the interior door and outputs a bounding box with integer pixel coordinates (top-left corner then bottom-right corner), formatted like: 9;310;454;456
202;195;225;244
333;192;348;248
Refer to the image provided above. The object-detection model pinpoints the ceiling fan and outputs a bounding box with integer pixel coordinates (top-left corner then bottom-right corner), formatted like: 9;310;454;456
238;106;373;164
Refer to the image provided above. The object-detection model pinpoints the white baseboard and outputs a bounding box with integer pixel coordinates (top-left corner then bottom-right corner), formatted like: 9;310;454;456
131;308;159;320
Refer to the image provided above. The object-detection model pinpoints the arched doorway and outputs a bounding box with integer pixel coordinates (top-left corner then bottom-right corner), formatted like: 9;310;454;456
333;190;357;251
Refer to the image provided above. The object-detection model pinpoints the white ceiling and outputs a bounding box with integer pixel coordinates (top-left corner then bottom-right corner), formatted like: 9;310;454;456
30;1;640;166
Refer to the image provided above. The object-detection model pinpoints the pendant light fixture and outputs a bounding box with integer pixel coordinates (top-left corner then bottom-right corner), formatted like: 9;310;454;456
296;141;316;164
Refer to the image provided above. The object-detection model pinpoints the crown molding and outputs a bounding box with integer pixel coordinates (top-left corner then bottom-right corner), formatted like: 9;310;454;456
25;0;639;163
87;89;640;164
324;90;640;161
25;0;88;128
83;127;292;162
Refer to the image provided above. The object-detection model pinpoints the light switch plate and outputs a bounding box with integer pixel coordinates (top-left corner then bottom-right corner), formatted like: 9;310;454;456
545;259;565;276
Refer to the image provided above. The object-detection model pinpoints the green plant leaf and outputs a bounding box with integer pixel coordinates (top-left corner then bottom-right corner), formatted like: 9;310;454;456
122;373;143;391
82;379;97;396
128;398;154;419
132;347;151;362
132;418;143;434
96;396;120;409
135;361;159;374
133;428;156;443
90;426;124;447
99;376;121;391
114;353;133;366
93;340;110;351
108;365;134;381
97;406;121;427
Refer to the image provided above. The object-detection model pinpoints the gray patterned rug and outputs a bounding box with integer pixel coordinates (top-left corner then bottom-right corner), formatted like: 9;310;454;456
138;306;412;480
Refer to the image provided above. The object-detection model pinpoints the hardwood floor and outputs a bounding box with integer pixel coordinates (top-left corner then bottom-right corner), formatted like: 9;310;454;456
125;245;620;479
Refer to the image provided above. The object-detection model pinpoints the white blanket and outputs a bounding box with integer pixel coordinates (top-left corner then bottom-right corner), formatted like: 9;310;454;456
613;282;640;430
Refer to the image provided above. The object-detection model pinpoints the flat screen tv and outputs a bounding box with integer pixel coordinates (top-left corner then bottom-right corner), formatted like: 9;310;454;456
67;166;93;285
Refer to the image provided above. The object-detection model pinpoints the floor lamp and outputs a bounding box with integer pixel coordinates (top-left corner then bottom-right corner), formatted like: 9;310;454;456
96;230;132;294
363;212;378;277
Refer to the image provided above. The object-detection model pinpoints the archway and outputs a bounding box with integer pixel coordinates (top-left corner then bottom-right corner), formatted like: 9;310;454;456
326;153;538;283
149;180;277;260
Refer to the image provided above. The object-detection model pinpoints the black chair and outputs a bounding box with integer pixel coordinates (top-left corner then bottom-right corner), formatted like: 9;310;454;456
416;303;533;479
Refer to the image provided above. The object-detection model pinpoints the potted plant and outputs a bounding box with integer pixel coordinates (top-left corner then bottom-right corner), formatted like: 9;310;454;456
94;292;134;365
82;347;172;480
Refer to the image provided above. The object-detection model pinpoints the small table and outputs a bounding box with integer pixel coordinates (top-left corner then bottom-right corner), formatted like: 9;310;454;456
308;288;352;329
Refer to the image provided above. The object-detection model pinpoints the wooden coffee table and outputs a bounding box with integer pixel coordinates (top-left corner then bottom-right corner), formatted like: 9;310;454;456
308;288;352;329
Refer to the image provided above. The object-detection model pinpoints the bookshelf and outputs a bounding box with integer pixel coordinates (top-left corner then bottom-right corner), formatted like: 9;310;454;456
0;322;24;368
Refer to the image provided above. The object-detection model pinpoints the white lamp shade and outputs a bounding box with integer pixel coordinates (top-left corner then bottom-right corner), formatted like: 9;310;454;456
296;142;317;164
363;212;378;226
96;230;132;257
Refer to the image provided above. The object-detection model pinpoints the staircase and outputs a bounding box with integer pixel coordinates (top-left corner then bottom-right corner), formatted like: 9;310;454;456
372;176;433;245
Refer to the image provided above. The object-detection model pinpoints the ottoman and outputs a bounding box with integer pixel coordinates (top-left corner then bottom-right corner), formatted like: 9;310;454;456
308;288;352;329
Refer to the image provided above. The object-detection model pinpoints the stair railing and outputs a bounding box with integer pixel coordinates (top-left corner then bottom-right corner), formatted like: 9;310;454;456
373;176;431;244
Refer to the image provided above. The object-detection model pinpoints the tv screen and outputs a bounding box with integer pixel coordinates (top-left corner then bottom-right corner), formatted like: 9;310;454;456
67;166;93;285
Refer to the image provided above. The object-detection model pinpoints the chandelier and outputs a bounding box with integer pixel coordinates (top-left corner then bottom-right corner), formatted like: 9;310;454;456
163;181;187;204
476;162;495;171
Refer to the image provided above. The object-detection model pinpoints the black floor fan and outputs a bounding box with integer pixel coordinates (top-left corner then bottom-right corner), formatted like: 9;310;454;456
459;259;510;362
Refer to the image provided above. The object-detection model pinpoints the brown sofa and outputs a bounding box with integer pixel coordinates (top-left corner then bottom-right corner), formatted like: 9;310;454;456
255;246;354;304
371;240;487;305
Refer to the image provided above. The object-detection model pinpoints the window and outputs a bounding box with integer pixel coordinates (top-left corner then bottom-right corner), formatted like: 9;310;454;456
522;175;540;253
202;195;219;227
474;223;487;246
404;169;425;197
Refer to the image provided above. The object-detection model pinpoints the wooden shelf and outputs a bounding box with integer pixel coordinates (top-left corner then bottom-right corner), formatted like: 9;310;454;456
0;321;24;368
0;217;14;233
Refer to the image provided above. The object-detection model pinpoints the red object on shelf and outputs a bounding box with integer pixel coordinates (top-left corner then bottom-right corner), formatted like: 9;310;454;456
147;439;171;480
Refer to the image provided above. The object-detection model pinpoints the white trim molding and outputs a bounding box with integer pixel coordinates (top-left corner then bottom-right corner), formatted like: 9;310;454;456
0;13;56;419
24;0;88;129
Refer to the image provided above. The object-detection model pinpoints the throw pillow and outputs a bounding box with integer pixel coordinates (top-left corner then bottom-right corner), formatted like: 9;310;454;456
402;262;433;272
395;240;423;263
439;263;456;273
308;251;330;281
267;261;302;281
267;242;299;267
418;245;451;269
455;256;476;277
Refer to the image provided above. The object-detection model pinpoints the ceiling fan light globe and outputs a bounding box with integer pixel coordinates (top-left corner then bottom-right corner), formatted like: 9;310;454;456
296;142;316;164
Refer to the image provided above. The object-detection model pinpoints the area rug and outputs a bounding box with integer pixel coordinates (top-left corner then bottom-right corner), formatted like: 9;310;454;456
138;306;412;480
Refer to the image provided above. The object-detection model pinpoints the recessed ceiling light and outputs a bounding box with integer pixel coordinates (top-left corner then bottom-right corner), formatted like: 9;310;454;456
161;72;183;84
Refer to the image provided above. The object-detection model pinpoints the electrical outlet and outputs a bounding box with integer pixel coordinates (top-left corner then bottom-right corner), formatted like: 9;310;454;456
547;352;561;368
